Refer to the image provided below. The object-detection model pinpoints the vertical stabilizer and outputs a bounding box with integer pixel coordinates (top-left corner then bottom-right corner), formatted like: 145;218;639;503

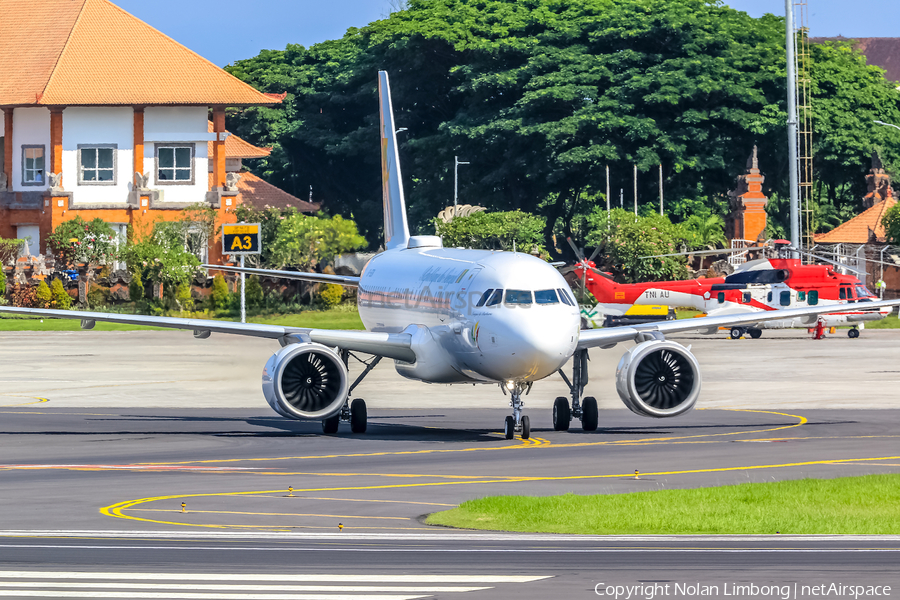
378;71;411;250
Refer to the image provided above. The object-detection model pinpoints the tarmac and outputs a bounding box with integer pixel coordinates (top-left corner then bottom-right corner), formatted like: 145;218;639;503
0;327;899;598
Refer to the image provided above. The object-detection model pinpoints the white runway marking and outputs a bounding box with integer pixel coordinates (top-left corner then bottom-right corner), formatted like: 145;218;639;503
0;572;547;583
0;571;548;599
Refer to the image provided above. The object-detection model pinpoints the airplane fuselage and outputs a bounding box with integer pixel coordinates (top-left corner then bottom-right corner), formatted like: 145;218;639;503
357;239;581;385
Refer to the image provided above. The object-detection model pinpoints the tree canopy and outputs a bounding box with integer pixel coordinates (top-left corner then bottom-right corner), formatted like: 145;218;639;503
225;0;900;256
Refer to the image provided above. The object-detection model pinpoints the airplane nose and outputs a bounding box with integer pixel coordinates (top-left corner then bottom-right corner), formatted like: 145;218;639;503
476;310;578;381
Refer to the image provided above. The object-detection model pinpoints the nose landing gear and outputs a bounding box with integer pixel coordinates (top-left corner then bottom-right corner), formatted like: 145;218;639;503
502;382;532;440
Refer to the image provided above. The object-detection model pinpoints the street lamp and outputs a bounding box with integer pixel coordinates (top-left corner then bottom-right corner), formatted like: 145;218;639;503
453;155;470;208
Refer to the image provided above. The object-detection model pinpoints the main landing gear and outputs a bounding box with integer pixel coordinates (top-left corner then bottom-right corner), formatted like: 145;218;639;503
848;327;860;339
730;327;762;339
502;382;532;440
555;348;599;432
321;351;382;435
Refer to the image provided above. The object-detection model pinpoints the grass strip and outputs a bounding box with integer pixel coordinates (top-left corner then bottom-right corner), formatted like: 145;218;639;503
425;474;900;534
0;308;365;331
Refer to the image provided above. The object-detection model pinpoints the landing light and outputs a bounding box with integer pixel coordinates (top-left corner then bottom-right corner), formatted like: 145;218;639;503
505;380;515;391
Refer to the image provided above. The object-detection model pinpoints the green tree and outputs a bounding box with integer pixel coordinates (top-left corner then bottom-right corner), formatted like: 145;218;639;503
124;221;201;294
269;214;367;270
0;267;6;297
882;203;900;245
128;269;145;304
46;216;118;304
586;208;689;282
34;280;52;309
434;211;546;254
50;278;72;309
681;214;726;250
805;41;900;231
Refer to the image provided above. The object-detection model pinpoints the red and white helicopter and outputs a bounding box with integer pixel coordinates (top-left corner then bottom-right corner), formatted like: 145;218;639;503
570;240;891;339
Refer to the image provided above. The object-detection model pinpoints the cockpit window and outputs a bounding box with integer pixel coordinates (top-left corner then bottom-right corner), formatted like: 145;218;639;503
535;289;559;305
476;289;493;308
560;288;576;306
557;289;572;306
856;285;873;298
505;289;533;305
486;289;503;307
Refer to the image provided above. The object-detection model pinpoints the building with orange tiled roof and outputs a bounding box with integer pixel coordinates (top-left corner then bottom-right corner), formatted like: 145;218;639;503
813;197;896;245
205;121;320;213
0;0;283;265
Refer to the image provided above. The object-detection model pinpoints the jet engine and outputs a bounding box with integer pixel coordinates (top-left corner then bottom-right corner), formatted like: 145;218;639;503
615;340;701;418
262;343;349;420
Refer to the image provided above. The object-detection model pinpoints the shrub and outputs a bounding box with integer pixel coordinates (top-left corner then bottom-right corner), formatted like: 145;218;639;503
87;286;110;308
10;284;37;308
128;269;144;303
34;280;52;308
0;268;6;297
50;279;72;309
318;283;344;308
211;274;230;309
245;275;263;308
175;283;194;311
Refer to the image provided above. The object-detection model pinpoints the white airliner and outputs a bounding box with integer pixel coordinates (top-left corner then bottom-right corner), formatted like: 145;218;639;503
3;71;900;439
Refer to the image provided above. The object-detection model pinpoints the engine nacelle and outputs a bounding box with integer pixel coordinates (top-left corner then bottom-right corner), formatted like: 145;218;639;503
615;340;701;418
262;343;349;420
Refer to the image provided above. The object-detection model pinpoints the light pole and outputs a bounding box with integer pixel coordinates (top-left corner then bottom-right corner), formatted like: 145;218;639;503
454;155;470;208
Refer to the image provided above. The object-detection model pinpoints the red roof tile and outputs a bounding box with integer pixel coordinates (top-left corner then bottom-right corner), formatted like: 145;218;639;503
207;121;272;159
209;172;319;213
0;0;278;107
814;198;896;244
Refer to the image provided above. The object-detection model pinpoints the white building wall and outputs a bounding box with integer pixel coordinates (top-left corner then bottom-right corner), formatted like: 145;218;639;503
144;107;210;204
0;116;5;136
11;108;51;193
62;107;134;203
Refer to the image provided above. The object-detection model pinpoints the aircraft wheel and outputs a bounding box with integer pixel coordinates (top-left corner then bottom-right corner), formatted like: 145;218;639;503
552;397;571;431
748;328;762;339
521;416;531;440
350;398;367;434
848;328;860;339
322;414;340;435
581;396;599;432
730;327;744;339
504;415;516;440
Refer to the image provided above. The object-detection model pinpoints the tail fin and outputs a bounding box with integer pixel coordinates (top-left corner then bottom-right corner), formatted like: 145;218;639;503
378;71;411;251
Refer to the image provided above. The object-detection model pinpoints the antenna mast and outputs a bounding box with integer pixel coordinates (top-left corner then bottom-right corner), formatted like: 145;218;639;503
785;0;801;257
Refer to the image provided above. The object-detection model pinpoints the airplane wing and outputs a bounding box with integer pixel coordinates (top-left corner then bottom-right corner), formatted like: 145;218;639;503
0;306;414;362
576;298;900;350
202;264;360;287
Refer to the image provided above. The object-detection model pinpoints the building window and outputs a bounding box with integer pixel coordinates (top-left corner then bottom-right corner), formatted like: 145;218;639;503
78;145;117;185
156;144;194;184
22;145;45;185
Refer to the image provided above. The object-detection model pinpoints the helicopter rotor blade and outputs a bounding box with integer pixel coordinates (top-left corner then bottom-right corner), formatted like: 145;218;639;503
565;236;586;262
639;246;760;259
797;249;868;277
587;245;603;263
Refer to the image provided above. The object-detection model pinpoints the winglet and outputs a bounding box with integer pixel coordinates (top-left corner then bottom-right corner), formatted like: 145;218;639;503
378;71;411;251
